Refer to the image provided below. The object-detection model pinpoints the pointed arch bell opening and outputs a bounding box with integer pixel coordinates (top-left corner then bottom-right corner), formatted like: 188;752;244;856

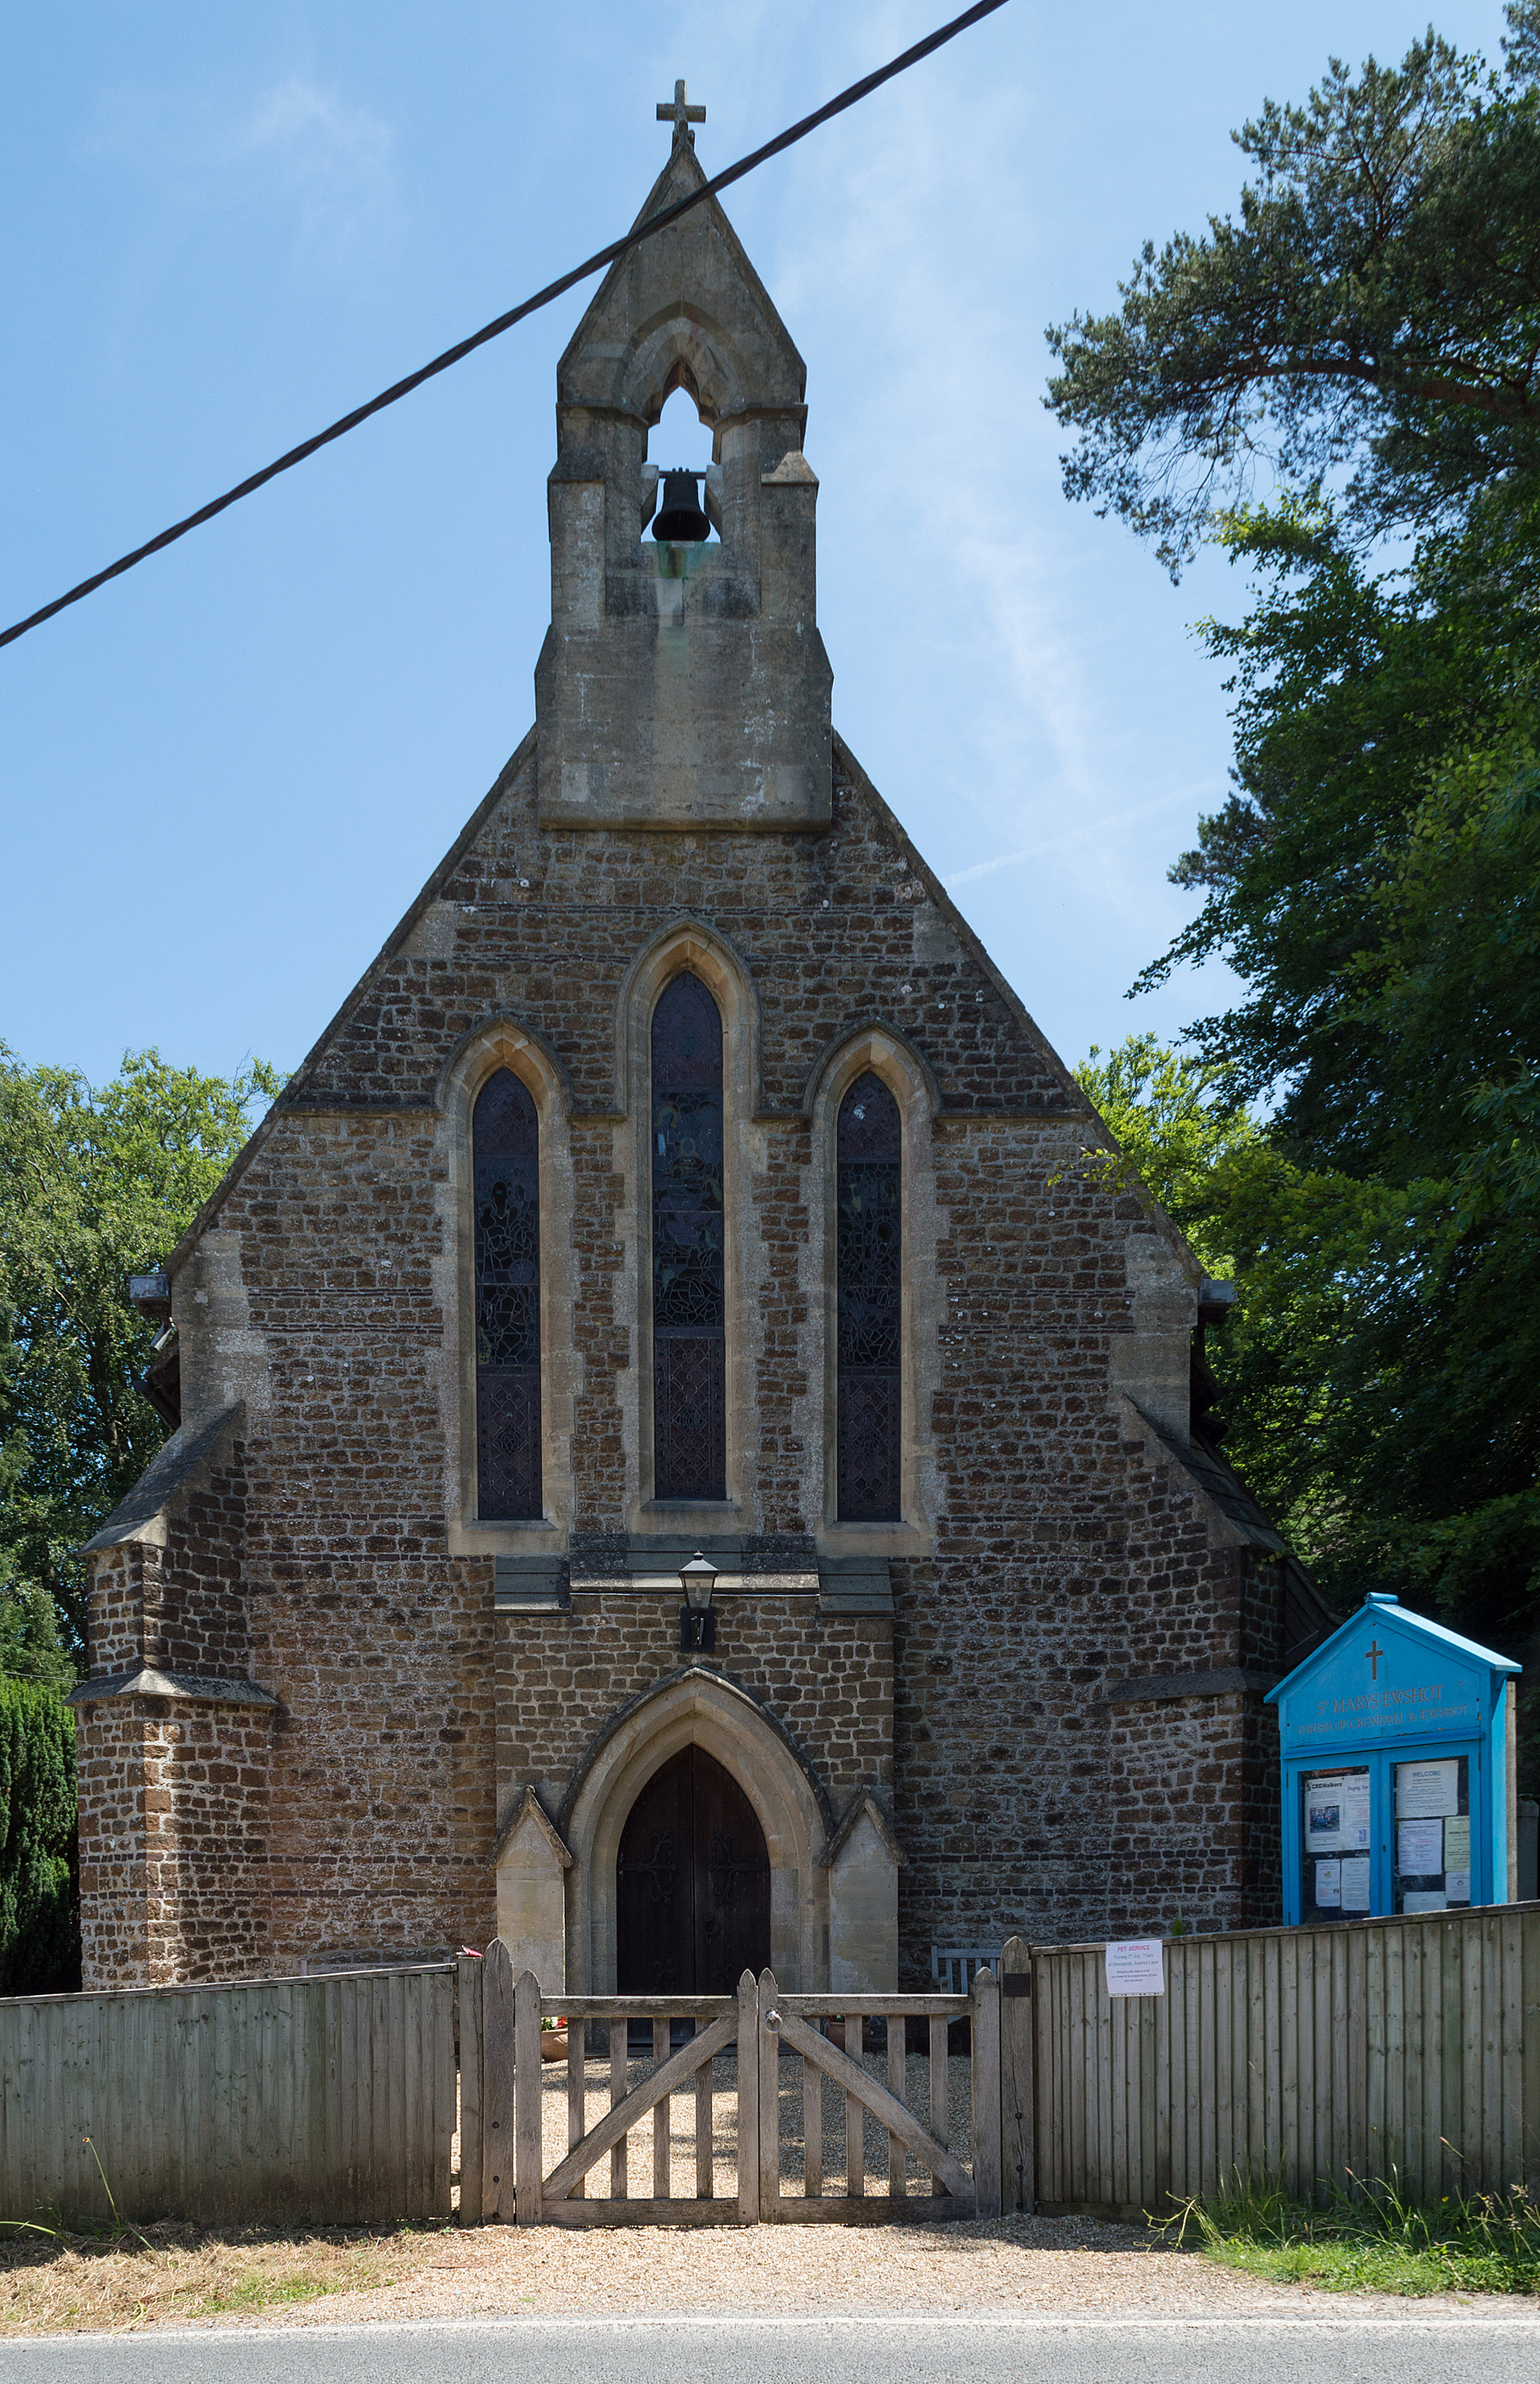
473;1068;542;1520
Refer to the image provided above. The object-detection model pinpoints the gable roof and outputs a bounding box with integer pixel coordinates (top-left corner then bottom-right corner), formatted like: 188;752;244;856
160;730;538;1283
159;724;1220;1307
1266;1593;1521;1704
159;721;1223;1322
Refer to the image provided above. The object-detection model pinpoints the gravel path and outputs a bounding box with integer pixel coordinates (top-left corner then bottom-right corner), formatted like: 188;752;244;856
298;2046;1512;2331
221;2216;1522;2329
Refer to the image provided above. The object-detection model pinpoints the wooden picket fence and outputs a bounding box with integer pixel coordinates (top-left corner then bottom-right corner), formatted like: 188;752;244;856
0;1964;456;2225
1;1902;1534;2228
1026;1902;1540;2218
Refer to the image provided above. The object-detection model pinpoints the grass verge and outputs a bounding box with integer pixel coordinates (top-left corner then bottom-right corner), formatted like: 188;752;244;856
1166;2172;1540;2297
0;2219;452;2333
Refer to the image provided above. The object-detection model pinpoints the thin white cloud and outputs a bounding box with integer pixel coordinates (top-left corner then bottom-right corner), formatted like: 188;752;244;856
89;74;396;269
942;780;1224;888
233;77;395;253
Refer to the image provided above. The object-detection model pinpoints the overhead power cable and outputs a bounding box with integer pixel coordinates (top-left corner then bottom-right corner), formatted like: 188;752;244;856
2;0;1010;653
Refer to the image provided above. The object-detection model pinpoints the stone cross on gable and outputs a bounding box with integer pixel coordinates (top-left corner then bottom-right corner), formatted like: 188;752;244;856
657;78;705;150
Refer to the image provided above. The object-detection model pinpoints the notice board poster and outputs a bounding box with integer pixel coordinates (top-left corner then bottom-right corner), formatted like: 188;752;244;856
1393;1754;1469;1913
1301;1765;1370;1920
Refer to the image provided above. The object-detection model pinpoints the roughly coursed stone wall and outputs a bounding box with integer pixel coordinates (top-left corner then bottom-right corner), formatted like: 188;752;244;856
499;1598;892;1837
75;731;1292;1987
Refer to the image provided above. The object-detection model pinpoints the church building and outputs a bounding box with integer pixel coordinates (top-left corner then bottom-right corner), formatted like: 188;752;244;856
71;94;1331;1993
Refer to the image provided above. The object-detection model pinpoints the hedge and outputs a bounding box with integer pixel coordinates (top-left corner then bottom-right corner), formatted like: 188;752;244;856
0;1678;78;1994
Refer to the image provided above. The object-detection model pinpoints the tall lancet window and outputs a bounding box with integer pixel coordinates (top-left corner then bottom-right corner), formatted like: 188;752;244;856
836;1072;902;1521
474;1069;542;1518
651;972;726;1500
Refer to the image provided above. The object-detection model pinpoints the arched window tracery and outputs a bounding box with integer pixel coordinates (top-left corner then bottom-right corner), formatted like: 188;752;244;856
836;1071;902;1521
473;1068;542;1518
651;971;726;1500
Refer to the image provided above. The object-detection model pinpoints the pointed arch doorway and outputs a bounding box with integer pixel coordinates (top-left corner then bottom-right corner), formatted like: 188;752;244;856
616;1745;771;1997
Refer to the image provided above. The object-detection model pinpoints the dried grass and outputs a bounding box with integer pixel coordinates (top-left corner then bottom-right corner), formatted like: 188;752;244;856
0;2222;450;2337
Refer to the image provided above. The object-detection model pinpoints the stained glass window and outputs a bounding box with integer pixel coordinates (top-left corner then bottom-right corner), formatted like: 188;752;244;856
651;972;726;1500
473;1069;541;1518
837;1072;902;1520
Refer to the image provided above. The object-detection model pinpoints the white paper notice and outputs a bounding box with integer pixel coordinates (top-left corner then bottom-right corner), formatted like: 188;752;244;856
1105;1939;1166;1996
1403;1890;1448;1914
1341;1855;1372;1911
1305;1780;1346;1853
1445;1871;1471;1905
1341;1773;1372;1849
1314;1859;1341;1908
1396;1759;1459;1819
1399;1817;1444;1875
1444;1814;1471;1868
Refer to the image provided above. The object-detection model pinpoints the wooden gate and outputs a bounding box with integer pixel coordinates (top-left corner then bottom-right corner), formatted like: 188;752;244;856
461;1941;1001;2225
755;1971;997;2221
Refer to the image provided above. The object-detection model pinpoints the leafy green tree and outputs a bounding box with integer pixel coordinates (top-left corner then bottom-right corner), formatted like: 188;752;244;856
1051;8;1540;1794
1124;488;1540;1648
1079;1028;1539;1792
0;1678;78;1995
0;1047;280;1664
0;1584;77;1696
1141;488;1540;1152
1046;7;1540;571
1073;1034;1259;1278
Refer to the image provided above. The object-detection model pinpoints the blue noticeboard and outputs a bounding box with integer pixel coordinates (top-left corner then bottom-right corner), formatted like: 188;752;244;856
1266;1594;1520;1925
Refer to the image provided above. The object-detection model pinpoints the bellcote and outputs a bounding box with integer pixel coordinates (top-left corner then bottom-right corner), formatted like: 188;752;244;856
534;124;833;831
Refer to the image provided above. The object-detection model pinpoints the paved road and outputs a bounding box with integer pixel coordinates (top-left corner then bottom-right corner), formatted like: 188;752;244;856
4;2313;1538;2384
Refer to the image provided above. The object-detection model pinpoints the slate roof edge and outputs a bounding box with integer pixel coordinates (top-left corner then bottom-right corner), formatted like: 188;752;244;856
1123;1397;1289;1554
161;726;539;1284
78;1403;244;1554
1105;1667;1281;1705
68;1666;277;1710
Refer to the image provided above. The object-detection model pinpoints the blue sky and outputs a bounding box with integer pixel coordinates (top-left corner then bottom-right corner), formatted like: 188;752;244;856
2;0;1508;1094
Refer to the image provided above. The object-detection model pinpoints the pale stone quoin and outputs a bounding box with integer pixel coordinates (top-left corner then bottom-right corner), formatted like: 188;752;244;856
69;97;1332;1993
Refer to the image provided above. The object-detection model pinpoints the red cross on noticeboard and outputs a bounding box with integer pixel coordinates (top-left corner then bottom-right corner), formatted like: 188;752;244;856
1365;1639;1385;1678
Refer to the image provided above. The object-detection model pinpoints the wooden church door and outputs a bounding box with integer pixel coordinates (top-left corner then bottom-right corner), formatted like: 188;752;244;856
616;1745;771;1996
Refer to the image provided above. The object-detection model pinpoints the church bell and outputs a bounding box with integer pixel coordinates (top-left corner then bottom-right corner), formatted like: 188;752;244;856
652;468;710;544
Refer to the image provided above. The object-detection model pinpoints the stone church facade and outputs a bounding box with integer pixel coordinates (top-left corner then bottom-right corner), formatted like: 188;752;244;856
72;114;1330;1993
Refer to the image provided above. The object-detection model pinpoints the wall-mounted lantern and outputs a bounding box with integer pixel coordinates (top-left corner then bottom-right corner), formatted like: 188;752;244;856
678;1552;719;1654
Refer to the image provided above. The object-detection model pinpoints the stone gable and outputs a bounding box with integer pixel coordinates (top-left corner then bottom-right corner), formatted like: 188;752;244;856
71;112;1326;1992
